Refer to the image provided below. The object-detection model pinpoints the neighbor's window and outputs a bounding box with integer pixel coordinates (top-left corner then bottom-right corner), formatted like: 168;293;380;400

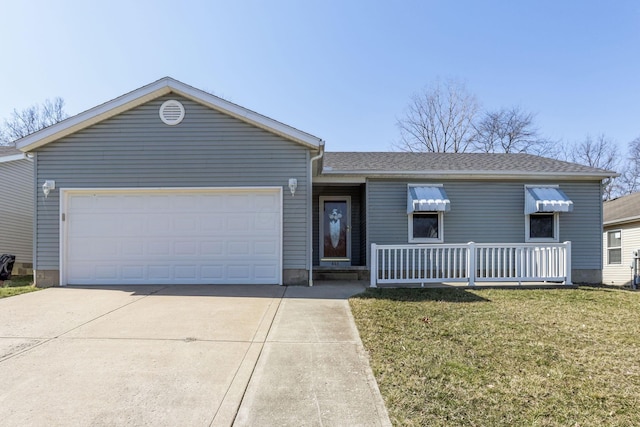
409;212;443;243
607;230;622;265
526;213;558;242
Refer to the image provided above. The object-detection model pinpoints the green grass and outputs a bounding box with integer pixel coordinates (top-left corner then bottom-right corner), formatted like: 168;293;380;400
0;275;39;299
350;286;640;427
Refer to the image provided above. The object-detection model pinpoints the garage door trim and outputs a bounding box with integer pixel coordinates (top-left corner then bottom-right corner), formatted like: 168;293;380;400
59;187;283;286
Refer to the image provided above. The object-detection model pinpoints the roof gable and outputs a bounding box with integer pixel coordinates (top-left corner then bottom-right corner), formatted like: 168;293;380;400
604;192;640;225
15;77;323;151
322;152;617;179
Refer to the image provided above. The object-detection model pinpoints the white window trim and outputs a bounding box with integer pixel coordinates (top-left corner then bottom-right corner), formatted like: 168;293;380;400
606;229;622;265
525;212;559;243
408;211;444;243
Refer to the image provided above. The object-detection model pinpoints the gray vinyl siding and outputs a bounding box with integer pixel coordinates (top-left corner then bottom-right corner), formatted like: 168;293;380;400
0;159;34;265
312;185;365;266
34;94;310;271
367;179;602;270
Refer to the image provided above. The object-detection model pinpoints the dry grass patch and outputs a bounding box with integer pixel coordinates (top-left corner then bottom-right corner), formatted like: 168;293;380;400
0;276;38;299
350;286;640;426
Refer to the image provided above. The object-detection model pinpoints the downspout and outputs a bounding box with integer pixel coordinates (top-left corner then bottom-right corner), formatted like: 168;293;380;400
308;141;325;286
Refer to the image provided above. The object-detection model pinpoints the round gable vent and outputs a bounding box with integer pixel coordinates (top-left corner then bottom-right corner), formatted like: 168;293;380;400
159;100;185;125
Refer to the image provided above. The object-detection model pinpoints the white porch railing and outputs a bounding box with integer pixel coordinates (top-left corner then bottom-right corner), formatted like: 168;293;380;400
370;242;572;287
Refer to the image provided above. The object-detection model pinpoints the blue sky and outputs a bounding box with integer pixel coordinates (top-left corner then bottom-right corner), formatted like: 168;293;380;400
1;0;639;152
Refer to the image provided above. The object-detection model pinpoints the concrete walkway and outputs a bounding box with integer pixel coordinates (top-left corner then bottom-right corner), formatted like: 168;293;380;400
0;283;391;426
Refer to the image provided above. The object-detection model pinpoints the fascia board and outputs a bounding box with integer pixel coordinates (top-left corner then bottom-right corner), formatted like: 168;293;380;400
17;77;321;152
604;215;640;226
0;153;26;163
320;170;617;180
312;175;367;183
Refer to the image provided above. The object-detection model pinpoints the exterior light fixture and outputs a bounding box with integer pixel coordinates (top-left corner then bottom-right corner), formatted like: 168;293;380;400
288;178;297;196
42;180;55;198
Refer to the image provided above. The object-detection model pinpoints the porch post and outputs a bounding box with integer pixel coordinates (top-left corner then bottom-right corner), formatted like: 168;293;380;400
467;242;476;286
370;243;377;288
564;241;572;285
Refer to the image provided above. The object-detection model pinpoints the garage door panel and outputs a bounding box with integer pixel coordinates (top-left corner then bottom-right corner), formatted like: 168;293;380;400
174;241;198;256
255;241;278;255
121;240;144;256
227;194;251;210
227;265;251;280
68;195;94;210
255;213;279;231
201;241;224;256
148;215;171;234
95;265;118;280
255;265;278;280
254;193;279;209
226;215;251;233
201;265;224;280
94;195;123;210
64;189;281;285
122;265;145;280
228;241;251;256
173;215;199;233
175;265;197;279
121;216;146;235
148;265;171;280
147;195;172;210
122;195;146;210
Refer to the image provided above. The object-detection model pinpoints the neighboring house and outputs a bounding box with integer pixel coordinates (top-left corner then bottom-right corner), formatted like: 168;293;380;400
602;192;640;287
15;77;614;287
0;146;33;275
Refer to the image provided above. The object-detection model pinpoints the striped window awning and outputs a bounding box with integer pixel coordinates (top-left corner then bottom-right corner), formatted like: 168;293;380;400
407;186;450;213
525;186;573;214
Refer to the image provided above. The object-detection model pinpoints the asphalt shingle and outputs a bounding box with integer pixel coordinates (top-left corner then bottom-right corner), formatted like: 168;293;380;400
604;192;640;224
0;145;21;157
323;152;615;176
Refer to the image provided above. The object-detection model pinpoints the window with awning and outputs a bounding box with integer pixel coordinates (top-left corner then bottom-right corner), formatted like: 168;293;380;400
407;185;450;213
524;185;572;242
525;186;573;214
407;185;448;243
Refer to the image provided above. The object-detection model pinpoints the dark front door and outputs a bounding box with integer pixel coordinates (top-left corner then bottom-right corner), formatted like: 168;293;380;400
319;196;351;266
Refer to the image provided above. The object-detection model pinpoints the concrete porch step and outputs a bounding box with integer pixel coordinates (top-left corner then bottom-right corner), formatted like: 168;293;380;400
313;267;369;281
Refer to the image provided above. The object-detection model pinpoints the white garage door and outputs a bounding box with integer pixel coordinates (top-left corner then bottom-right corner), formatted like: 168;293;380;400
63;188;282;285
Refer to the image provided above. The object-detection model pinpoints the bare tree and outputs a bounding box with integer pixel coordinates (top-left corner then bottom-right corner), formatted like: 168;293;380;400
0;98;68;145
471;106;555;156
395;79;479;153
616;136;640;195
565;134;621;200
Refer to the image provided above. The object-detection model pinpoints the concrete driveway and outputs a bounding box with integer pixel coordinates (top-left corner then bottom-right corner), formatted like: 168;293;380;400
0;283;390;426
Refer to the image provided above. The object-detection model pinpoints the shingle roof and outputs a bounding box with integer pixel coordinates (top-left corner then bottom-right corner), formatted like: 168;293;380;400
322;152;615;178
604;192;640;225
0;145;21;157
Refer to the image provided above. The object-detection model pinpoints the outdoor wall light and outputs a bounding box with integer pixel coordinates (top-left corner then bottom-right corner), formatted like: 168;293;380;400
288;178;298;196
42;180;55;198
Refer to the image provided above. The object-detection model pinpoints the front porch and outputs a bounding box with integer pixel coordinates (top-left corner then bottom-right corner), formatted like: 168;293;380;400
312;183;576;287
370;242;572;287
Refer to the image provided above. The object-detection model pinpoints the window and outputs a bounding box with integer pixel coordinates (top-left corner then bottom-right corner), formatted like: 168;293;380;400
607;230;622;265
525;213;558;242
407;183;448;243
409;212;443;243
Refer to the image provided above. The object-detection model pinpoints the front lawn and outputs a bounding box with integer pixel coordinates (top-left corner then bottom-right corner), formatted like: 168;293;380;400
0;276;38;299
350;286;640;426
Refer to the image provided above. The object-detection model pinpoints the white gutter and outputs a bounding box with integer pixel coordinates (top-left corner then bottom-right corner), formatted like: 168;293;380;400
0;153;26;163
308;142;325;286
